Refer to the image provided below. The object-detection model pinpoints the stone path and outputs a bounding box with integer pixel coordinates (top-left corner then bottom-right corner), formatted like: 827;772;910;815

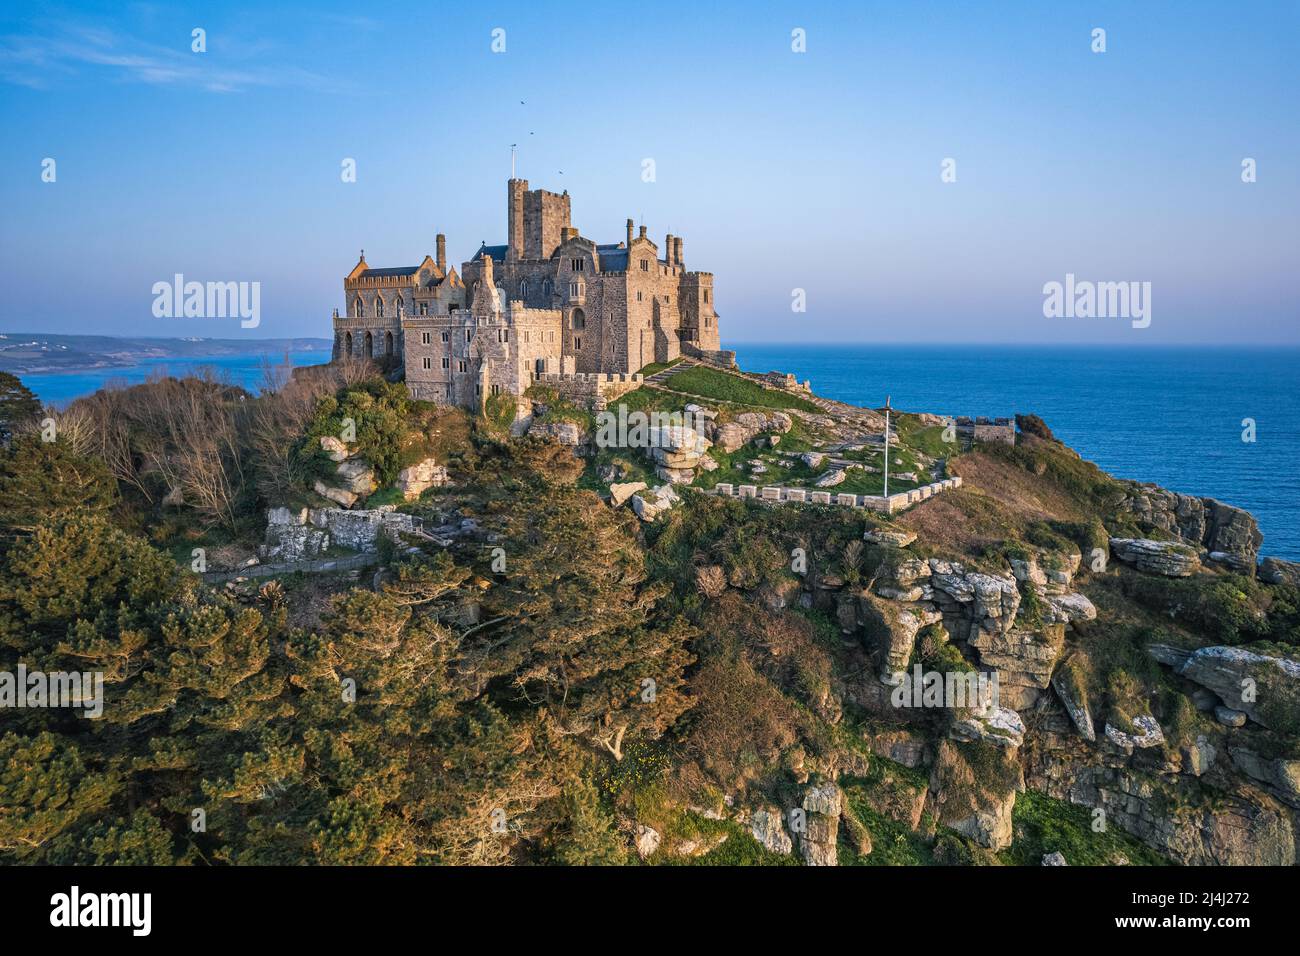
641;358;699;385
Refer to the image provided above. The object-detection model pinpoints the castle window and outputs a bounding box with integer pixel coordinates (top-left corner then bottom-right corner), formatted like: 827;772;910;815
704;290;710;303
420;303;428;316
375;297;384;318
458;360;467;373
353;297;364;317
524;331;530;343
569;281;581;298
465;330;472;342
441;357;449;369
572;309;586;331
441;332;449;342
421;331;431;345
570;258;585;272
520;279;529;298
543;279;553;297
636;291;643;302
396;296;404;317
422;356;431;370
574;336;582;350
535;358;545;373
640;259;649;271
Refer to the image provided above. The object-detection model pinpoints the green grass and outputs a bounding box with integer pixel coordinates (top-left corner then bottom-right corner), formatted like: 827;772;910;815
660;366;820;413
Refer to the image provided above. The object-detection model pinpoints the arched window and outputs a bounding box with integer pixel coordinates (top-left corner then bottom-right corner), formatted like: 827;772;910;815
542;279;553;298
572;308;586;331
345;331;353;354
353;297;364;318
519;279;529;298
375;296;385;318
385;331;394;355
396;296;404;317
364;331;373;357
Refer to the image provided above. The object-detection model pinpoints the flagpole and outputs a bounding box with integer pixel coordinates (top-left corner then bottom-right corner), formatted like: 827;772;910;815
883;395;891;498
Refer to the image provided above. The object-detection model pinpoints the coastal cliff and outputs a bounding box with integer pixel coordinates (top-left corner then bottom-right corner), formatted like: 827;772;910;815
1;362;1297;866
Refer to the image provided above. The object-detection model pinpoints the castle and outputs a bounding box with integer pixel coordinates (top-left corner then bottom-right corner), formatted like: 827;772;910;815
330;179;730;410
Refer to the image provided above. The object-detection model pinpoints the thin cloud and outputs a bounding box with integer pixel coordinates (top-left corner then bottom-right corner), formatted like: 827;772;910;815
0;24;342;93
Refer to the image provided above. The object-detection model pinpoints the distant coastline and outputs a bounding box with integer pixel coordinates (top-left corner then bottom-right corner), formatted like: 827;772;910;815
0;332;333;376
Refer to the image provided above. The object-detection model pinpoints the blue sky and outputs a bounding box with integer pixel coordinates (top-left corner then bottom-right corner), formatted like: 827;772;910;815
1;0;1296;344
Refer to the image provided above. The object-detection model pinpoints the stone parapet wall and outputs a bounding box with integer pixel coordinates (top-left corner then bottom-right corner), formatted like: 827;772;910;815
533;371;644;408
709;476;961;515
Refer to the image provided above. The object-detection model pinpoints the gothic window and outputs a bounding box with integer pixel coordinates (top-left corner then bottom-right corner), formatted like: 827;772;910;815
345;331;353;353
375;297;385;318
353;297;364;317
385;331;394;354
542;279;553;297
364;331;373;357
572;309;586;330
520;279;529;298
396;296;404;317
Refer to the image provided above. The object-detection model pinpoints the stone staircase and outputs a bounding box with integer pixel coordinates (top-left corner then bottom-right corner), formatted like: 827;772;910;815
642;358;699;385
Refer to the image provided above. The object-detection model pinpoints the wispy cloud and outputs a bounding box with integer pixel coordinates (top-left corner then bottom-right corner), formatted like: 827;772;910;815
0;23;340;93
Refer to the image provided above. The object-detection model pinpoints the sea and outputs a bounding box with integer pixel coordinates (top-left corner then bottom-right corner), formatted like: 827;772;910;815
16;344;1300;560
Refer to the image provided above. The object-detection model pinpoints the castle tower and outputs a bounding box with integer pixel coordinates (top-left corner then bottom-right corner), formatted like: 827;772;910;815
508;179;527;261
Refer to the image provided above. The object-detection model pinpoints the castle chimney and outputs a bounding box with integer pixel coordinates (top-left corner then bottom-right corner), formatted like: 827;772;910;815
626;218;634;246
674;236;683;267
639;225;647;239
665;233;674;267
436;233;446;273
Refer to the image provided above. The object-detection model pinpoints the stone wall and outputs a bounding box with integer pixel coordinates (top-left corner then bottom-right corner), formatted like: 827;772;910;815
709;476;961;514
533;371;644;410
261;506;419;561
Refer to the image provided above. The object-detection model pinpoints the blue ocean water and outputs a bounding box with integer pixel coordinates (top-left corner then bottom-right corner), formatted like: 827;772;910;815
21;352;330;407
732;345;1300;561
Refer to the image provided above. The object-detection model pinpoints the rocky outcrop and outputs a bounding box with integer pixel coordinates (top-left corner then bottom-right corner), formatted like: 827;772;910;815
968;624;1065;710
1259;557;1300;587
861;594;943;683
1026;754;1295;866
749;807;793;855
796;782;842;866
608;481;647;508
709;411;793;454
395;457;448;501
928;561;1021;642
635;825;661;860
950;706;1026;750
529;420;585;446
646;425;713;484
928;739;1019;850
864;528;917;548
1109;538;1200;577
1051;665;1096;742
813;469;846;488
1119;482;1262;573
630;484;682;522
1170;646;1300;732
1103;715;1166;756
